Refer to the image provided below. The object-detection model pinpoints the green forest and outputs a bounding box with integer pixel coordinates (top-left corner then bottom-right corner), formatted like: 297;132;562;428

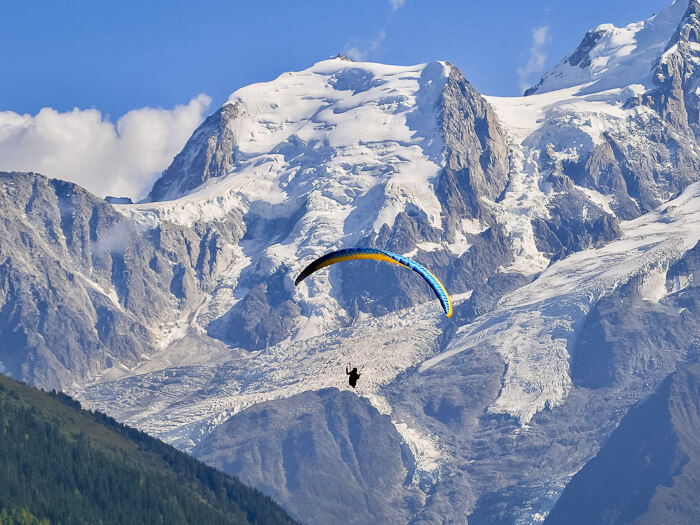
0;374;298;525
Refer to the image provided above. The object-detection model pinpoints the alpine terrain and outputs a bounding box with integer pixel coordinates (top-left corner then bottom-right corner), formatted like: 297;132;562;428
1;0;700;522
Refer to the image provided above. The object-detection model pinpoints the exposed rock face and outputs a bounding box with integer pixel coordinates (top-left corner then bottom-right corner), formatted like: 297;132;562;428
645;0;700;132
148;103;239;202
0;172;151;387
545;358;700;525
558;137;641;220
193;388;423;525
619;2;700;213
439;66;509;217
525;27;611;96
104;196;133;204
618;1;700;209
565;28;611;69
532;170;622;261
0;171;244;388
207;278;302;350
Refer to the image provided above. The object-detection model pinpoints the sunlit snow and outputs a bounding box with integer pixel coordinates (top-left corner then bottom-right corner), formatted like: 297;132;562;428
528;0;687;95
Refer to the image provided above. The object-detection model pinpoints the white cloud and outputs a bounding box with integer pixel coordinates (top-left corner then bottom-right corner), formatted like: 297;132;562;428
517;25;550;94
0;94;212;201
532;26;548;46
343;29;386;61
390;0;405;11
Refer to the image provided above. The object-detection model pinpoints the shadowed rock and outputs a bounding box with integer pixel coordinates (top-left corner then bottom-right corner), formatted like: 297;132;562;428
193;388;424;525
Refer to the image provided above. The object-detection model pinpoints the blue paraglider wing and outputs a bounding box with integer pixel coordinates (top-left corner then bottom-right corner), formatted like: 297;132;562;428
294;248;452;318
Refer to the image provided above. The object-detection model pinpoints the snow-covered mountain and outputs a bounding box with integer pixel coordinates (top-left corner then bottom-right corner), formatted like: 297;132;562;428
525;0;687;96
2;0;700;523
134;57;518;349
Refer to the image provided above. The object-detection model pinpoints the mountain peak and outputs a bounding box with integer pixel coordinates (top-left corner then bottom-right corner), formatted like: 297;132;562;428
563;25;614;69
525;0;688;96
331;53;354;61
147;59;451;204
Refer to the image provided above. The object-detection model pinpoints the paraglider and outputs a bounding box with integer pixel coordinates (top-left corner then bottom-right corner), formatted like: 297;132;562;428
346;366;361;388
294;247;452;318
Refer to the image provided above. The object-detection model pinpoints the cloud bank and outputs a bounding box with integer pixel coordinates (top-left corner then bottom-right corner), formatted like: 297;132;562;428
0;94;212;201
517;25;550;94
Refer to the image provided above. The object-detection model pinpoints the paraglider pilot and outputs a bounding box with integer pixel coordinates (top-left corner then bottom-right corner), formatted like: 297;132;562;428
346;366;361;388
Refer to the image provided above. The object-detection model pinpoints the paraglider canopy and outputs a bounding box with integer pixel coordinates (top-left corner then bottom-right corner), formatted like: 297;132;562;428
294;247;452;318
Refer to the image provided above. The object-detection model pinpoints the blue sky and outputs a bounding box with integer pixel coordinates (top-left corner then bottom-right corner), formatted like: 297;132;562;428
0;0;675;199
2;0;672;118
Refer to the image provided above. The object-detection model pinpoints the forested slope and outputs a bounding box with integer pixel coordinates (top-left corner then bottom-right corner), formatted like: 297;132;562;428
0;373;298;525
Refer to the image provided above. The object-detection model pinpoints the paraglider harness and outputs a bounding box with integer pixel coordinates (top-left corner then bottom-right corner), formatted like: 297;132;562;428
346;364;362;388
